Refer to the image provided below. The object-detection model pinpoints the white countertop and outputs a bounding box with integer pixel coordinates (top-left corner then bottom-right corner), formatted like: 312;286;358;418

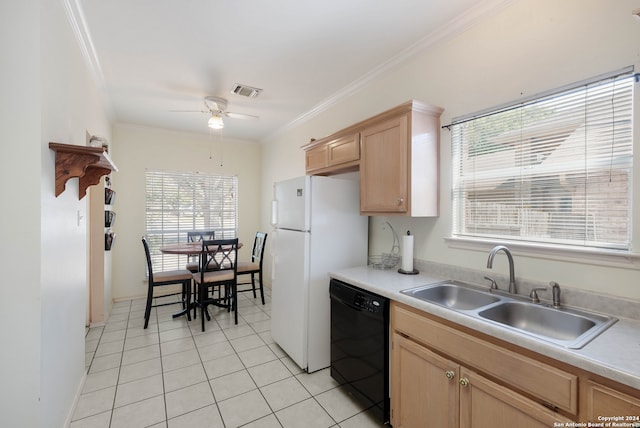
330;265;640;391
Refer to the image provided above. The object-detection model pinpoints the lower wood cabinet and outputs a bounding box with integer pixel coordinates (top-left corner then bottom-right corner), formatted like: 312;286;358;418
391;331;567;427
392;333;459;427
459;367;567;428
584;381;640;424
390;301;640;427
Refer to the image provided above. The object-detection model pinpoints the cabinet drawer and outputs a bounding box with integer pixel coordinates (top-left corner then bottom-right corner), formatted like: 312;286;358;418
392;302;578;414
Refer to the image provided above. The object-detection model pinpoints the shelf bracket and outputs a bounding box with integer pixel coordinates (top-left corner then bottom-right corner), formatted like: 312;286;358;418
49;142;118;200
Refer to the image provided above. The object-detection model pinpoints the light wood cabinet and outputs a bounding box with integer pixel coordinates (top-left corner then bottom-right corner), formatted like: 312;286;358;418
584;381;640;423
459;367;568;428
305;144;329;173
303;132;360;175
391;328;567;427
301;99;443;216
360;100;442;216
391;301;640;426
360;114;408;214
392;332;459;427
391;302;574;426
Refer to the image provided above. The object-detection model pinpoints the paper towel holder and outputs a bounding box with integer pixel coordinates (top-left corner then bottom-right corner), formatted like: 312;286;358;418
398;268;419;275
398;230;419;275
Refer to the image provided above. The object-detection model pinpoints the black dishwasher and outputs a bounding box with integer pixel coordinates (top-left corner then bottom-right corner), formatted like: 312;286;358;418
329;279;390;424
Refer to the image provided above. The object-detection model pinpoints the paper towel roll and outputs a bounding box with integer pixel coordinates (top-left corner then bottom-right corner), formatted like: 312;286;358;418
401;233;414;272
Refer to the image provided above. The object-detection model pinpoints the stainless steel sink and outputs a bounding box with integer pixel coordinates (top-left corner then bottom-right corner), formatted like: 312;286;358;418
477;301;616;347
401;280;617;349
401;281;500;310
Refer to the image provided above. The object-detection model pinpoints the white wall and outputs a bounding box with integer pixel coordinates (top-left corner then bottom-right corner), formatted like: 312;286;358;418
40;0;113;426
0;1;42;427
261;0;640;300
110;124;262;301
0;1;112;426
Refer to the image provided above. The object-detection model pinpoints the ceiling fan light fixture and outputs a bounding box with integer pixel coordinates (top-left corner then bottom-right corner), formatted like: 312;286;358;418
208;114;224;129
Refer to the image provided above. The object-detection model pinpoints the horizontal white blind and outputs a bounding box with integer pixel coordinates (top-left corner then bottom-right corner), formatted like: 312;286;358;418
145;170;238;271
451;71;634;250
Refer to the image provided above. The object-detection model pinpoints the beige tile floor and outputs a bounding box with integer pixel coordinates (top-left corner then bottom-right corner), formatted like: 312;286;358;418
73;286;386;428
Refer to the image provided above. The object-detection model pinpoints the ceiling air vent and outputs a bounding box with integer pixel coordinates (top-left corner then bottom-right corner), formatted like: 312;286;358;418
231;83;262;98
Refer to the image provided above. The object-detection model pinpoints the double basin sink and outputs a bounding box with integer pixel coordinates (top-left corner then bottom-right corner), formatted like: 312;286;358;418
401;280;617;349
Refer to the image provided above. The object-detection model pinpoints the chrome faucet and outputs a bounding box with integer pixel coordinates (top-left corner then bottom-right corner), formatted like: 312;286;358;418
550;281;561;308
487;245;517;294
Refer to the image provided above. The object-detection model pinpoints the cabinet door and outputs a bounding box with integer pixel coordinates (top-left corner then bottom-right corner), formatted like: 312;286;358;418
391;332;459;428
459;367;569;428
327;133;359;166
305;144;328;173
360;113;408;214
585;381;640;422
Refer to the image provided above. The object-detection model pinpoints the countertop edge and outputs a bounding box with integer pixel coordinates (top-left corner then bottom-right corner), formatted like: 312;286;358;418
329;266;640;391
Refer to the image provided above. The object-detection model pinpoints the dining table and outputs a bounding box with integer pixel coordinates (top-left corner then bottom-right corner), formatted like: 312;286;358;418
160;241;243;320
160;241;243;257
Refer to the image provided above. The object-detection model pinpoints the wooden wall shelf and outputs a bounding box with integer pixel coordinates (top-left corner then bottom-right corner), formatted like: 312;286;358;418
49;142;118;200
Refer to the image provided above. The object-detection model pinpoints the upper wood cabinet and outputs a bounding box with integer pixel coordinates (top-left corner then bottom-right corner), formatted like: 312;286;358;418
302;100;443;216
303;132;360;175
360;100;443;216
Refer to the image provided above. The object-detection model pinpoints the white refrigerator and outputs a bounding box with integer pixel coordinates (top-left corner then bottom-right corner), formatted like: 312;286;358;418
271;175;368;372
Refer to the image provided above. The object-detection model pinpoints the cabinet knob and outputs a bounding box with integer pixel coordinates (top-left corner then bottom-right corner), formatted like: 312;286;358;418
397;197;404;206
445;370;455;380
459;377;470;387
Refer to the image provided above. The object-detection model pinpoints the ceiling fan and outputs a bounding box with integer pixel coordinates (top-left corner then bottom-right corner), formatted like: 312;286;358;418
171;96;258;129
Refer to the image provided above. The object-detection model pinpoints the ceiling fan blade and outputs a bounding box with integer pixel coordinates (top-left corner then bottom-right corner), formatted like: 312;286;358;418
224;111;259;120
169;109;208;114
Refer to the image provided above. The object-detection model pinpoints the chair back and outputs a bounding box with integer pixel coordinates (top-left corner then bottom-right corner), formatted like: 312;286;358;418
187;231;216;265
141;237;155;283
201;238;239;274
187;230;215;242
250;232;268;268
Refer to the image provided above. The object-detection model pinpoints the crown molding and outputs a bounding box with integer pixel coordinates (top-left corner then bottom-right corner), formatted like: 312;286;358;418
62;0;114;120
266;0;514;142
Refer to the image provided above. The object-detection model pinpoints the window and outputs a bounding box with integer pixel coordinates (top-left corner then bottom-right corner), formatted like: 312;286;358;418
450;68;635;250
145;170;238;271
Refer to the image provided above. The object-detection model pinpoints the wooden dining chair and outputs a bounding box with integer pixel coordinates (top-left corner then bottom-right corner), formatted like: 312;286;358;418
193;238;239;331
236;232;267;305
185;230;216;272
141;237;193;329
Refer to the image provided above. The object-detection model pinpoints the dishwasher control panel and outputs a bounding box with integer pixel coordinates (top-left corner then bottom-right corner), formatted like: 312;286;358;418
354;293;383;313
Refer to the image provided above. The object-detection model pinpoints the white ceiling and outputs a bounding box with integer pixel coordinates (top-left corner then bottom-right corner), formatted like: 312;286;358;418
75;0;508;142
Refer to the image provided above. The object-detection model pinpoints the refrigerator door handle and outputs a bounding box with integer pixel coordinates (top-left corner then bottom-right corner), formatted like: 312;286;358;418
271;200;278;226
270;228;279;257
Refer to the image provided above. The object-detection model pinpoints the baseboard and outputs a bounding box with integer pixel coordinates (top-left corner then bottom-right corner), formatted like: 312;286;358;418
64;369;87;428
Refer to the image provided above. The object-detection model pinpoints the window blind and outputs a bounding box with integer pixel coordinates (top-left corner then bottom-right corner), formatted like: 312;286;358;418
451;70;634;250
145;170;238;271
